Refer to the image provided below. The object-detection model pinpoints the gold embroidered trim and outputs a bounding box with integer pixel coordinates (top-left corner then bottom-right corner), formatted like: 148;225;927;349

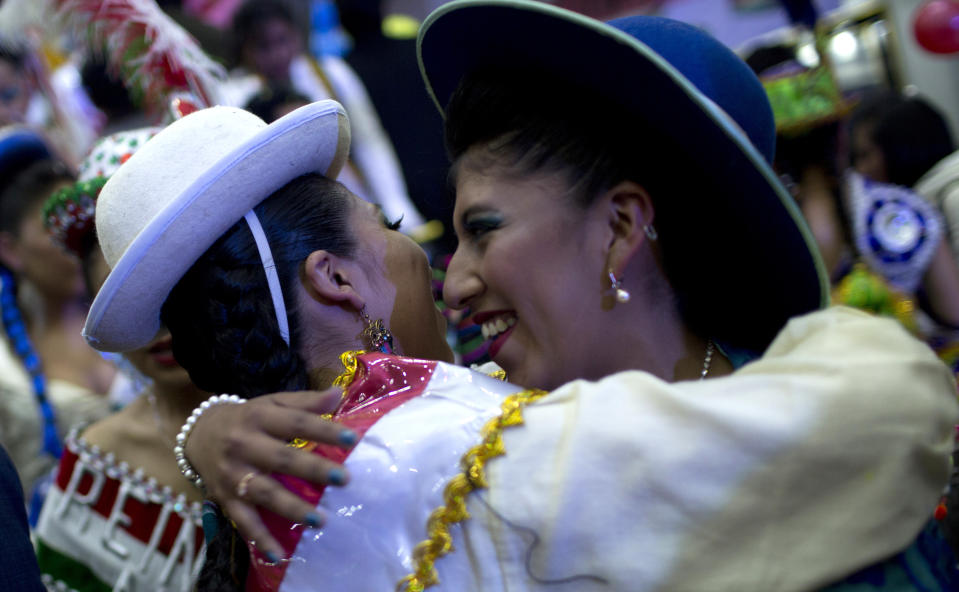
487;369;507;381
290;350;365;448
333;350;364;388
396;388;548;591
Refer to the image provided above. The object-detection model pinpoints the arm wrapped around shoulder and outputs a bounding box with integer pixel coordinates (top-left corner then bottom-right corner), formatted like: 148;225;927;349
461;306;958;592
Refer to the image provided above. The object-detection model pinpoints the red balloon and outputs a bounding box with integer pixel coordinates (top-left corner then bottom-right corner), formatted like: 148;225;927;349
914;0;959;54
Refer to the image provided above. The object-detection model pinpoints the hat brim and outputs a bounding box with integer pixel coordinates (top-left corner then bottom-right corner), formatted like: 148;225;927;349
417;0;829;350
84;101;350;351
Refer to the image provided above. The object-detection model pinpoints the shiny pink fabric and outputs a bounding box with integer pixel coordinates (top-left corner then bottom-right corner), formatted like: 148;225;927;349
246;354;436;591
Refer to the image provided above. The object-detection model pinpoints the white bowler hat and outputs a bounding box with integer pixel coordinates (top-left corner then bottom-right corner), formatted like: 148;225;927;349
84;100;350;352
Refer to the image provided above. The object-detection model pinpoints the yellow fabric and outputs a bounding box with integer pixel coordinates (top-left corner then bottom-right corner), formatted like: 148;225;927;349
832;263;918;333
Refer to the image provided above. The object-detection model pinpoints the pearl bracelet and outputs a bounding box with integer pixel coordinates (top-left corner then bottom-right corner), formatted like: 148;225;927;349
174;393;246;491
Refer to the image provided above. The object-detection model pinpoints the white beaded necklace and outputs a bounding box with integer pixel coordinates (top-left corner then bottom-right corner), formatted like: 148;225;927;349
700;340;716;380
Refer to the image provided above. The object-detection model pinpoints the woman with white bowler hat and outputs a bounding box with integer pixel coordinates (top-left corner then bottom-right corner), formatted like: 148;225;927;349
89;2;958;591
82;99;522;590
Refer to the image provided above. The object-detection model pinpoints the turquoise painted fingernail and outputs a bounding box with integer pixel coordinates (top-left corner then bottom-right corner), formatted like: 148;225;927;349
304;512;324;529
328;468;347;486
338;429;358;447
265;551;281;564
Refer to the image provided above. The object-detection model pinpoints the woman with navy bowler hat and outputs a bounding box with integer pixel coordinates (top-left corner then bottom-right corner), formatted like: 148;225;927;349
104;1;958;590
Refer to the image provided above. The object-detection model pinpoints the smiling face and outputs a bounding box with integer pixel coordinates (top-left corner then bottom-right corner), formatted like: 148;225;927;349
443;149;612;390
349;196;454;363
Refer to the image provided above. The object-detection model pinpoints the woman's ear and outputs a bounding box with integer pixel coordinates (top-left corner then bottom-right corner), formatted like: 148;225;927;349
602;180;656;275
0;231;22;272
301;250;365;311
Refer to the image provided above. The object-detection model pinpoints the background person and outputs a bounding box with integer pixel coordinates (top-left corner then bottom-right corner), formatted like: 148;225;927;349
225;0;427;237
34;127;211;592
0;128;115;517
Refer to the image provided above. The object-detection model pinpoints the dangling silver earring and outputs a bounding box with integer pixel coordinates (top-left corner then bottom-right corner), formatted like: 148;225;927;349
608;269;631;304
643;224;658;241
361;308;394;354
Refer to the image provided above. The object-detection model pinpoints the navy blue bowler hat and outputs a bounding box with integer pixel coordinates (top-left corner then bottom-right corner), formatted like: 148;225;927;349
418;0;829;350
0;126;51;190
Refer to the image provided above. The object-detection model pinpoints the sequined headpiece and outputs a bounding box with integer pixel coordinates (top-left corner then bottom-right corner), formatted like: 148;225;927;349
42;127;161;257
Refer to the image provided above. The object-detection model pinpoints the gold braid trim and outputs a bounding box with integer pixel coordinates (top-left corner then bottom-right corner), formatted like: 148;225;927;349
396;388;548;591
333;350;364;388
487;369;507;381
290;350;365;449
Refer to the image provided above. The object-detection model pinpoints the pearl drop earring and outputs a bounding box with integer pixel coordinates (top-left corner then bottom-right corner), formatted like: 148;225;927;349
608;269;630;303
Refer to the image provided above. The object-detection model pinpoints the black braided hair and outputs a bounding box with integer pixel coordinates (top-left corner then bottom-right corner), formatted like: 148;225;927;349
159;173;355;591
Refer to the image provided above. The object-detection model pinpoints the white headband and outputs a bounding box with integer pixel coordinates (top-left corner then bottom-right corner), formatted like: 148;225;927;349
243;210;290;346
